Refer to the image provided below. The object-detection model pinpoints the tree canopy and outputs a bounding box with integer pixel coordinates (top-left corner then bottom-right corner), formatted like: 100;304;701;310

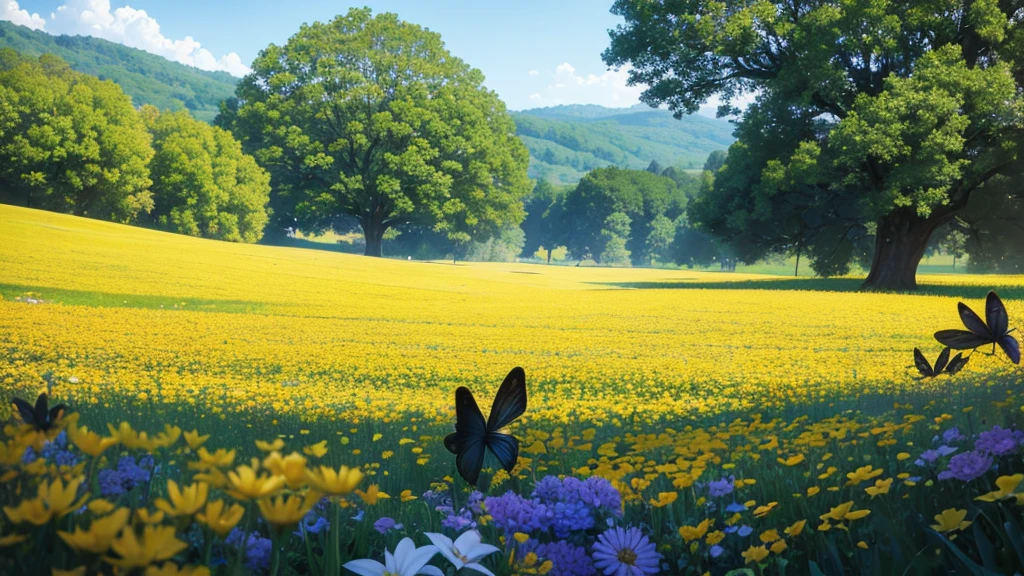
0;49;153;222
605;0;1024;290
558;166;685;265
141;107;271;243
219;7;530;256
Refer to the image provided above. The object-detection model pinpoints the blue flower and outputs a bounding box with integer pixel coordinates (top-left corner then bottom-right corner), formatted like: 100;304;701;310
725;501;747;513
534;540;594;576
709;545;724;559
737;525;753;538
591;526;660;575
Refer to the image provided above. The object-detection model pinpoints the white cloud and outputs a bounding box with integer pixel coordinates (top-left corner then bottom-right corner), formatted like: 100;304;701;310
527;62;644;108
4;0;250;76
523;61;756;116
527;69;538;77
1;1;46;30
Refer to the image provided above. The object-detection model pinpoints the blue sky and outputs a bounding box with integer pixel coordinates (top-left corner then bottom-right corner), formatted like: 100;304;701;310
3;0;656;111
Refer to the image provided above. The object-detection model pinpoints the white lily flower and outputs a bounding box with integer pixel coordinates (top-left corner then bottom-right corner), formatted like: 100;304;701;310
424;530;500;576
344;537;443;576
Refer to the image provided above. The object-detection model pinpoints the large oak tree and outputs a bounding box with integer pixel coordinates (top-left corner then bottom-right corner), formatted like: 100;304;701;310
605;0;1024;290
220;8;530;256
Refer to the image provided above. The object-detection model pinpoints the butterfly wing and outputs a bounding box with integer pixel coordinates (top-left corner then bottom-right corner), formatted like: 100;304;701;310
455;436;487;485
958;302;994;339
485;432;520;473
945;352;969;375
33;393;48;428
933;347;951;374
999;335;1021;365
935;330;991;350
449;387;488;484
47;404;66;429
486;367;527;431
11;398;36;426
986;291;1009;336
913;348;933;377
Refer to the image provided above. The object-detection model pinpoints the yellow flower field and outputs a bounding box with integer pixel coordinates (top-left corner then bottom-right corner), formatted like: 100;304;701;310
1;204;1022;425
2;204;1024;575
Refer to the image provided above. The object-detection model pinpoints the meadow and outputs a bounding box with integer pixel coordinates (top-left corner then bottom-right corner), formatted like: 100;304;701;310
2;203;1024;575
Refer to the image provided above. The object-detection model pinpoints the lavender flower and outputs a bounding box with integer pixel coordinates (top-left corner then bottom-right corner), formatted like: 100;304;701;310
976;426;1024;456
938;451;993;482
373;517;402;534
591;526;661;576
708;476;735;498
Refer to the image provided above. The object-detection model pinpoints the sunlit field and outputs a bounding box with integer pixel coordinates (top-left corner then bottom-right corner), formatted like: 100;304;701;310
2;204;1024;575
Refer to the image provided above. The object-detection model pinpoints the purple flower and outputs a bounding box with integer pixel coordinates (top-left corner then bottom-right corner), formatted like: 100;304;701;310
709;545;724;559
527;540;593;576
708;476;735;498
976;426;1024;456
919;450;941;464
737;525;753;538
441;509;475;531
936;445;958;457
943;427;965;444
592;526;661;576
373;517;403;534
484;492;553;534
938;451;993;482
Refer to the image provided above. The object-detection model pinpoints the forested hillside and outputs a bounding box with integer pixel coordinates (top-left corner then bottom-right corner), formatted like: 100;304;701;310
512;104;735;183
0;20;237;122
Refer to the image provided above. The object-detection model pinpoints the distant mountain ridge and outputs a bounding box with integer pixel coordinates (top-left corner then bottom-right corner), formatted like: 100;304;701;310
511;104;736;184
0;20;237;122
0;20;734;182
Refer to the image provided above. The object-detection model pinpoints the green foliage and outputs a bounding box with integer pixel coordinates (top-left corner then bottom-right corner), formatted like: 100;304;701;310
521;179;568;260
598;212;632;266
513;104;735;184
0;50;153;222
221;8;530;256
141;107;270;243
605;0;1024;290
0;20;237;123
465;224;526;263
559;166;685;264
961;176;1024;273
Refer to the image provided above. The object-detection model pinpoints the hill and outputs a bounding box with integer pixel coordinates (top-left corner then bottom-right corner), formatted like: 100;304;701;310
0;21;732;179
512;104;736;184
0;20;237;123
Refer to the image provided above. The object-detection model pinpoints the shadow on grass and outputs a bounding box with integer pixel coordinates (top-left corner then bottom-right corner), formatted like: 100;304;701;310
588;277;1024;300
0;283;269;314
261;237;364;255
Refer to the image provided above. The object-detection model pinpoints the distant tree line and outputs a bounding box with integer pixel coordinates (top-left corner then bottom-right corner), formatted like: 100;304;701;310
0;50;270;243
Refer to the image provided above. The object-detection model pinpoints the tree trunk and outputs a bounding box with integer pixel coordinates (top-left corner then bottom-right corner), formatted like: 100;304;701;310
546;248;552;264
861;210;945;292
361;216;386;258
794;244;801;277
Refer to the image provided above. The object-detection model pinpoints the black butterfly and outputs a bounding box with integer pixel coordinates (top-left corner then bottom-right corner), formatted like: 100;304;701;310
11;393;66;432
935;291;1020;365
913;347;969;378
444;367;527;485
